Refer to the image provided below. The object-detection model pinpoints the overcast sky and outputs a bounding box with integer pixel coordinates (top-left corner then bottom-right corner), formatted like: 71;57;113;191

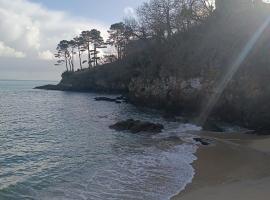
0;0;145;81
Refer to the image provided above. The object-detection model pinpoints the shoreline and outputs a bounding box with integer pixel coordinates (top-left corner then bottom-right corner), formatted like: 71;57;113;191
172;132;270;200
36;85;270;133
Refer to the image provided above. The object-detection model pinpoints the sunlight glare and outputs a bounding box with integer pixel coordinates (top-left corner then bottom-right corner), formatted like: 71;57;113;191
198;15;270;126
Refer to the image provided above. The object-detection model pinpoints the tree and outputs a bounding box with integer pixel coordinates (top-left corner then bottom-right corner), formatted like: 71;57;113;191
100;54;118;64
55;40;70;72
124;17;147;40
73;36;85;70
81;31;93;68
107;22;131;60
137;0;214;38
68;40;77;72
89;29;105;67
137;0;172;41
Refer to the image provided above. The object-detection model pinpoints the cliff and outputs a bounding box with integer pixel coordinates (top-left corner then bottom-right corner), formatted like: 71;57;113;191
39;6;270;130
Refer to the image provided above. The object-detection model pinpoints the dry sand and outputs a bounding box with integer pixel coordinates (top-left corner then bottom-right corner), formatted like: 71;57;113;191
172;132;270;200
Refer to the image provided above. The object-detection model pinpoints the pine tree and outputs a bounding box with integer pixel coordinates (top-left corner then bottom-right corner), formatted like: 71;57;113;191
68;40;77;72
89;29;105;67
55;40;70;72
74;36;85;70
81;31;93;68
107;22;129;60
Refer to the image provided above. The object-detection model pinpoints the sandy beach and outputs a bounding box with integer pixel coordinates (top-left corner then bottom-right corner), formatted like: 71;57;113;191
172;132;270;200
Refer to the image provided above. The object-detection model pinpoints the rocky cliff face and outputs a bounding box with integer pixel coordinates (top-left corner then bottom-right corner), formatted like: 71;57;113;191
57;61;134;93
47;63;270;130
40;7;270;130
128;76;206;112
127;73;270;130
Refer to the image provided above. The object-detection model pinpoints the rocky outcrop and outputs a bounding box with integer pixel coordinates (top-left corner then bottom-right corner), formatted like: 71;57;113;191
35;83;73;91
109;119;164;134
95;97;121;103
94;96;128;104
58;62;133;93
128;76;206;112
36;68;270;131
36;7;270;131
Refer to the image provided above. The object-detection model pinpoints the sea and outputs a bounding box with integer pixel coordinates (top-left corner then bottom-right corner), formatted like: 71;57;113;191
0;80;202;200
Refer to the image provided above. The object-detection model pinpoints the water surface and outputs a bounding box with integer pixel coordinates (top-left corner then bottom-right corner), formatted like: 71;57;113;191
0;80;199;200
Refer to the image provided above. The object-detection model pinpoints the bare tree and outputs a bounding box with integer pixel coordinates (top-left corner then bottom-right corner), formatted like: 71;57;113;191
137;0;167;41
124;16;152;40
137;0;214;38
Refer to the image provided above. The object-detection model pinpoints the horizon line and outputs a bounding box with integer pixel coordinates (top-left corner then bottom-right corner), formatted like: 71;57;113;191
0;79;59;82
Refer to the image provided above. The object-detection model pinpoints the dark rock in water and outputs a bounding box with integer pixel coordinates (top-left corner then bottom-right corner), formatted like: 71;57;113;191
94;96;127;104
110;119;164;134
35;84;59;90
116;95;129;103
116;95;125;100
35;83;73;91
95;97;117;102
110;119;135;131
193;138;211;146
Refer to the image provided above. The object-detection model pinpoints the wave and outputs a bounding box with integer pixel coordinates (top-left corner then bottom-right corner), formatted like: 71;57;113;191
38;143;197;200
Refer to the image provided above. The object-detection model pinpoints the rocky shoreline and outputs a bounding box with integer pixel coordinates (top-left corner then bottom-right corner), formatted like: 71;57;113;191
35;8;270;132
35;72;270;134
35;1;270;132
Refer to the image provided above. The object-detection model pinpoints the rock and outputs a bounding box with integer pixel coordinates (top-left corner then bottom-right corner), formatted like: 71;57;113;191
35;84;72;91
193;138;211;146
116;95;129;103
94;97;117;102
94;96;128;104
35;84;59;90
109;119;164;134
116;95;125;100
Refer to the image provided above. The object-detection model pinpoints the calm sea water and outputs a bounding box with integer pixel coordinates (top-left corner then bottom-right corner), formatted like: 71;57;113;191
0;80;200;200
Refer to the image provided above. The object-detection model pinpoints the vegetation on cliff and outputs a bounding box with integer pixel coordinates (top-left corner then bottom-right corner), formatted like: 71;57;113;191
50;0;270;130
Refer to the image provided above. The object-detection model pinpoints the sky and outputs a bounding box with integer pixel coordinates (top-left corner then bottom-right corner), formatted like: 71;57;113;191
0;0;145;81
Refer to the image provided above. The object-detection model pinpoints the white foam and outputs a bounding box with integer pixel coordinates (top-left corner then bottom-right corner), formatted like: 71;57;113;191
39;143;198;200
175;123;202;133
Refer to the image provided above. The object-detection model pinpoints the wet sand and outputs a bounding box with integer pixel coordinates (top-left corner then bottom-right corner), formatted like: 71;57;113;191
172;132;270;200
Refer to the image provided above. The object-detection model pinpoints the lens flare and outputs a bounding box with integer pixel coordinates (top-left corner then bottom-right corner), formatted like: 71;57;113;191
198;15;270;126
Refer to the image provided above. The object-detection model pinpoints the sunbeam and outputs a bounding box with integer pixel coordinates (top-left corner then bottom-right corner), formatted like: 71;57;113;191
198;15;270;126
